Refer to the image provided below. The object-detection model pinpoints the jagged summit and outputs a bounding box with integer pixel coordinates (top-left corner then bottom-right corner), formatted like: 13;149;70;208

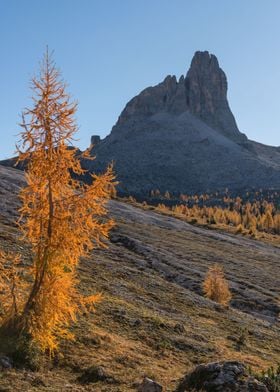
82;50;280;195
186;51;243;141
115;50;245;142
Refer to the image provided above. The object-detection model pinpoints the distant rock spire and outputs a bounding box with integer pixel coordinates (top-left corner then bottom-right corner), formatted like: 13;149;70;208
185;51;244;141
90;135;101;147
84;51;280;195
115;50;246;141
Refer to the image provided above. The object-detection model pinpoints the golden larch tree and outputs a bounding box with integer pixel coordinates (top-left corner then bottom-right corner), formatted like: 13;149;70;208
262;208;274;232
203;263;231;306
11;49;116;353
274;213;280;234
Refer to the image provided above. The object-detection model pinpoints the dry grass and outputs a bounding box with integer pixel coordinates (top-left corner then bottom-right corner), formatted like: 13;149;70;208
126;197;280;248
0;168;279;391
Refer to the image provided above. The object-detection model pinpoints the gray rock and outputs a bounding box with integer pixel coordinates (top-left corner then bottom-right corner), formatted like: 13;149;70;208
77;365;115;384
90;135;101;146
185;51;244;142
115;51;244;143
176;361;268;391
0;356;12;369
137;377;163;392
83;51;280;196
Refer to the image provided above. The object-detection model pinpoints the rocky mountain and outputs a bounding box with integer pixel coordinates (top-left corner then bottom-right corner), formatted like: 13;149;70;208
83;51;280;195
116;51;245;143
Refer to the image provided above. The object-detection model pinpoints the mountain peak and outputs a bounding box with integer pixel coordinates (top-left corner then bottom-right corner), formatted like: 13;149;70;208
190;50;218;66
115;51;245;142
185;51;244;141
82;50;280;195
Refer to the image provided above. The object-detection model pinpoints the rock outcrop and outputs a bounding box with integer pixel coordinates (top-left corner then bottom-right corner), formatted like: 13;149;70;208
90;135;101;147
137;377;163;392
82;51;280;195
0;165;25;225
117;51;244;142
176;361;268;392
185;52;244;141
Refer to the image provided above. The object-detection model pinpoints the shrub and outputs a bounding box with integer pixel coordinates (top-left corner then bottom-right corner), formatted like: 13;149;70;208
235;224;244;234
202;264;232;306
236;326;248;349
12;333;42;371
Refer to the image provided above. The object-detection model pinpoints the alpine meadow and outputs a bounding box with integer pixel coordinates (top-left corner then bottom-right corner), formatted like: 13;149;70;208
0;2;279;392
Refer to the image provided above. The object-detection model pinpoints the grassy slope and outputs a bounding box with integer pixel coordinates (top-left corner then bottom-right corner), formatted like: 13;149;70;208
0;166;279;391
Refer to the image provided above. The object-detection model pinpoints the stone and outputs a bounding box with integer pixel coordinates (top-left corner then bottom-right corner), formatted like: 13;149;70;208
0;356;12;369
90;135;101;146
137;377;163;392
176;361;268;391
77;365;109;384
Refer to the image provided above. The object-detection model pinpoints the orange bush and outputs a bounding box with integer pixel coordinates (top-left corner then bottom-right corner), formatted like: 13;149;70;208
202;264;231;306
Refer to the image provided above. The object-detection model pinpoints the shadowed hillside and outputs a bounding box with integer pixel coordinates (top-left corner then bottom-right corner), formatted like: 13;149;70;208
0;164;279;391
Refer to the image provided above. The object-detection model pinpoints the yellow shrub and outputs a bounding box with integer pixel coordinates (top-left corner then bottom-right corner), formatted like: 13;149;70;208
203;264;231;306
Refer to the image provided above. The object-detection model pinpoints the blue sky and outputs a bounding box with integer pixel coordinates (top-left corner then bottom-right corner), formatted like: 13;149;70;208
0;0;280;158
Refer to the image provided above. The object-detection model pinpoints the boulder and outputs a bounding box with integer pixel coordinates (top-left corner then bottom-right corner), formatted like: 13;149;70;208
176;361;268;391
77;365;116;384
137;377;163;392
0;356;12;369
90;135;101;146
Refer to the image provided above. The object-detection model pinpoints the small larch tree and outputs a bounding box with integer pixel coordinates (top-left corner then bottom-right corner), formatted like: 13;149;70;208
4;49;115;353
262;209;274;232
203;264;231;306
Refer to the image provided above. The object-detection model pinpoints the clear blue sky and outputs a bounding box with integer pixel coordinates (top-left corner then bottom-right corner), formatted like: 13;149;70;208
0;0;280;159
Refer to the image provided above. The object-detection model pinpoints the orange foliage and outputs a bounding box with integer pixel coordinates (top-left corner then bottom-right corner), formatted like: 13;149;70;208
202;264;232;306
0;251;29;325
8;49;116;353
148;191;280;236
